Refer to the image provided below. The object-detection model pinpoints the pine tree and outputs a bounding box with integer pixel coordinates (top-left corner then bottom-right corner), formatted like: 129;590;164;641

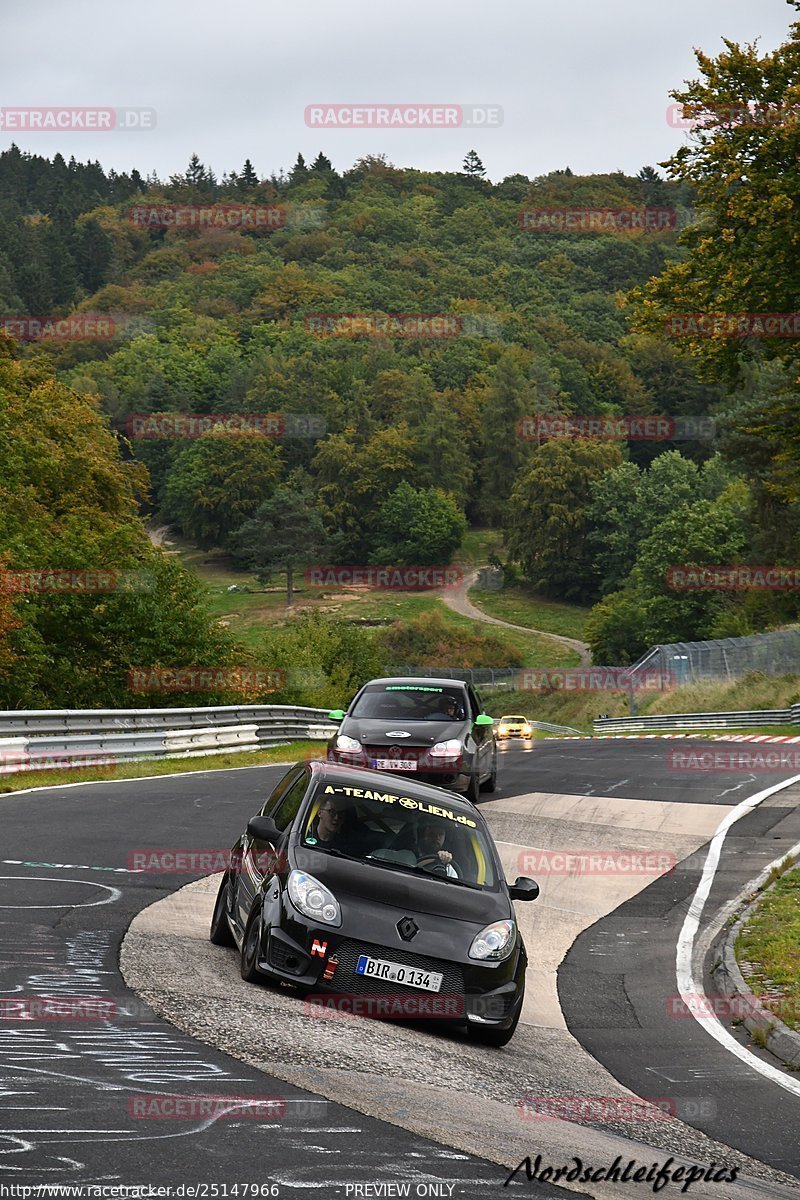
186;154;206;186
310;151;333;173
74;218;113;292
289;153;309;184
239;159;258;190
462;149;486;178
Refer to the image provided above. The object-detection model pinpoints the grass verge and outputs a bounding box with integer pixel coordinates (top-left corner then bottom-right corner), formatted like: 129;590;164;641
0;740;326;795
174;535;581;668
467;584;591;641
735;863;800;1032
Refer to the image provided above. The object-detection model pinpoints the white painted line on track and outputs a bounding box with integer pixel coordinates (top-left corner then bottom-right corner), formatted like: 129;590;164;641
676;773;800;1097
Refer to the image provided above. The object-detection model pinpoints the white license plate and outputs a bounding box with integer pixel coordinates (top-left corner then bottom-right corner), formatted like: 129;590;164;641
356;954;442;992
373;758;417;770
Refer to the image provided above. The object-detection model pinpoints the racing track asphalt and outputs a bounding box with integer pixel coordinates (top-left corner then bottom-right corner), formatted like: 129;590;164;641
1;742;800;1196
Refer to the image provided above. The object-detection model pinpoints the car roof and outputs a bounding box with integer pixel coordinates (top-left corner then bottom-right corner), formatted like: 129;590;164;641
357;676;470;691
501;715;527;720
307;759;481;814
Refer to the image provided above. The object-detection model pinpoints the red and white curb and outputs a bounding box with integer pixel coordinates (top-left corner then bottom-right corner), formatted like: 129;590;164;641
547;732;800;743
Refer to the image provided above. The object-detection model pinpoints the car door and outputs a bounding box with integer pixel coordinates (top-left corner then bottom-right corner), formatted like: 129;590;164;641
235;767;308;931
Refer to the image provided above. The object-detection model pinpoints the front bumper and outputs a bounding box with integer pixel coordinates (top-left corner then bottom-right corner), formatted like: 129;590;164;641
326;749;473;793
257;911;523;1029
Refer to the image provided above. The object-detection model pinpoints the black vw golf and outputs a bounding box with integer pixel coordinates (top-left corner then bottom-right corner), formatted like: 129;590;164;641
210;760;539;1045
326;676;497;803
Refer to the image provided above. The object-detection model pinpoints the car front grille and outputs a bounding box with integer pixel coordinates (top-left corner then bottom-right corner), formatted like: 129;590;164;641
333;937;464;999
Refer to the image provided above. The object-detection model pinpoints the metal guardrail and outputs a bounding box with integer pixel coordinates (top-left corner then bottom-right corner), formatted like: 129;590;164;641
594;704;800;733
0;701;586;774
0;705;336;774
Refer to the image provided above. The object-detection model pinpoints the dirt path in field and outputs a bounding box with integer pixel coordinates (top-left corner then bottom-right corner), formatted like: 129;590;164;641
441;568;592;665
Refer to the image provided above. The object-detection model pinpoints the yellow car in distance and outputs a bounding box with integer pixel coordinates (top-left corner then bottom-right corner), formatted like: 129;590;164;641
496;715;534;739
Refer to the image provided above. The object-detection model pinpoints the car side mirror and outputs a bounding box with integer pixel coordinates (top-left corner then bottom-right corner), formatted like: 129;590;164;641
247;815;279;842
509;876;539;901
474;714;494;726
328;709;346;722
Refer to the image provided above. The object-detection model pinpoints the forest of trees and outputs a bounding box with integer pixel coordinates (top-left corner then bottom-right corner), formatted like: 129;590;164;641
1;7;798;703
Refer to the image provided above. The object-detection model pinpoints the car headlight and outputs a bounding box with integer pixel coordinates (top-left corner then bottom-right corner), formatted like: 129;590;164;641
430;739;463;757
335;734;362;753
288;870;341;926
469;919;516;961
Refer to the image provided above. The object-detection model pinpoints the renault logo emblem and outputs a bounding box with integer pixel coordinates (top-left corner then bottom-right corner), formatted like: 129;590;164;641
397;916;418;941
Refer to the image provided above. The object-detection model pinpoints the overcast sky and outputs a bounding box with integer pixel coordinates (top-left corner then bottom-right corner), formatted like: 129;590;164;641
0;0;793;183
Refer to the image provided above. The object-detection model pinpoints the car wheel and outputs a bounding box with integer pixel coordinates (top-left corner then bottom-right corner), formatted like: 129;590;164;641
240;905;266;984
465;772;480;805
480;750;497;793
209;871;236;947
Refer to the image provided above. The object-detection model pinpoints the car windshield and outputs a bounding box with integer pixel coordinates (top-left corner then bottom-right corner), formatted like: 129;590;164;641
300;778;498;889
349;684;467;722
502;716;527;722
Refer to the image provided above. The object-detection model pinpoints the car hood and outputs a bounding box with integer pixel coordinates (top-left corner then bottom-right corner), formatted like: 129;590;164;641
341;717;469;747
295;845;509;925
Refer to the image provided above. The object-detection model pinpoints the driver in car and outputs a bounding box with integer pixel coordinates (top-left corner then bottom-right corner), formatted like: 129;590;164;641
416;821;458;878
427;695;462;721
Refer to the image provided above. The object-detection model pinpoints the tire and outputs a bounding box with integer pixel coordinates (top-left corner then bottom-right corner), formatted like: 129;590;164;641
240;905;266;984
480;749;497;793
209;872;236;947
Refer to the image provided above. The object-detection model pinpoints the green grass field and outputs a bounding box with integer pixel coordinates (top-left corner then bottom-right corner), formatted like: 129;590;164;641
169;531;580;667
735;863;800;1032
0;740;326;795
467;583;591;641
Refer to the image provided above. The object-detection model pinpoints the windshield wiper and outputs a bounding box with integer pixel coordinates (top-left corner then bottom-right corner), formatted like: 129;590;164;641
306;846;363;863
364;856;482;888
